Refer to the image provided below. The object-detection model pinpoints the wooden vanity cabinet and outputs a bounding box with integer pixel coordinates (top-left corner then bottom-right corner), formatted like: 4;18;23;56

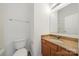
46;40;58;56
41;39;50;56
41;39;58;56
56;46;77;56
41;39;78;56
42;44;50;56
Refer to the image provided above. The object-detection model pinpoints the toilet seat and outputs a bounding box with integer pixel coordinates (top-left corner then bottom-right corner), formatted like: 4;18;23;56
13;48;28;56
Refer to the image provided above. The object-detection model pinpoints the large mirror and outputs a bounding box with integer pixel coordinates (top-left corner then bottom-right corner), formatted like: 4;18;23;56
49;3;79;35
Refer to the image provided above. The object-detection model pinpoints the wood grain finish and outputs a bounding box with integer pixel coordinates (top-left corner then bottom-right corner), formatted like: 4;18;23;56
41;38;78;56
42;44;50;56
46;41;58;51
56;46;78;56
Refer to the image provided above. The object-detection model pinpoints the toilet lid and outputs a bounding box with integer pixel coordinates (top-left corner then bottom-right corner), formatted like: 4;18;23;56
13;48;28;56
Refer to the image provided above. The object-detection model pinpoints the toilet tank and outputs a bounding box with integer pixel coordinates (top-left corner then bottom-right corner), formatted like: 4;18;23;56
14;39;26;50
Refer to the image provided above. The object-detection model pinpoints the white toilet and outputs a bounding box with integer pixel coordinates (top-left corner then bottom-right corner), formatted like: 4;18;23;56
13;39;28;56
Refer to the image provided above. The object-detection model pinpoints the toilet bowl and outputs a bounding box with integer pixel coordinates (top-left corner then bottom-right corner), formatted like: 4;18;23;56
13;48;28;56
13;39;28;56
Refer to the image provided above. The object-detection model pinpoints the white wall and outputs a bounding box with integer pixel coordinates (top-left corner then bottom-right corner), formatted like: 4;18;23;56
0;4;4;49
50;12;58;33
3;3;34;56
28;4;34;54
31;3;49;56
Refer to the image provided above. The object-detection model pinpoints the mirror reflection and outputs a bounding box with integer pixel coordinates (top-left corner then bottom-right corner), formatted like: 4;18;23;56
50;3;79;35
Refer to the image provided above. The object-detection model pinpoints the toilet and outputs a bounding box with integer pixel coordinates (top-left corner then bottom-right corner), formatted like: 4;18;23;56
13;39;28;56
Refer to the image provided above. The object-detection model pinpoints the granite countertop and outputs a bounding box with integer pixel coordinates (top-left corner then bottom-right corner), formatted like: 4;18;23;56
51;33;79;39
42;33;79;39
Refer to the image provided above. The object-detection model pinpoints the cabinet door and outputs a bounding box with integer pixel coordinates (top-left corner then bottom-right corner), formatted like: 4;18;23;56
57;46;77;56
51;49;57;56
42;44;50;56
50;43;58;56
61;48;77;56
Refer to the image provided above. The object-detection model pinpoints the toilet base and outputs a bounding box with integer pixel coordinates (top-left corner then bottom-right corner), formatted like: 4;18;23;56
13;48;28;56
